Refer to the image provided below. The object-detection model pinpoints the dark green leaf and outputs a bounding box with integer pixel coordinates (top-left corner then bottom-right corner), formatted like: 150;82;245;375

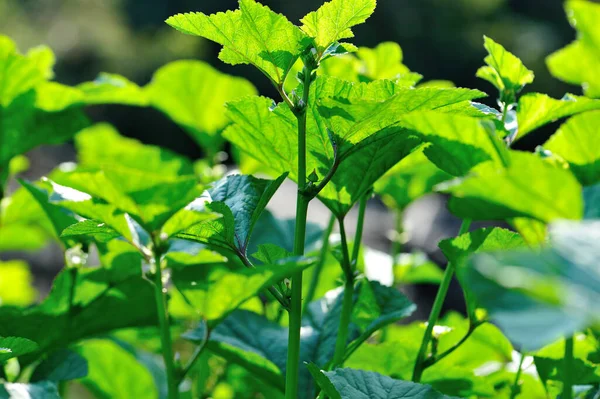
31;348;88;382
0;336;38;363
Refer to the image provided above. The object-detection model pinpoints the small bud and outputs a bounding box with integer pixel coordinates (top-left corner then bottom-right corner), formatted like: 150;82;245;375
308;169;319;183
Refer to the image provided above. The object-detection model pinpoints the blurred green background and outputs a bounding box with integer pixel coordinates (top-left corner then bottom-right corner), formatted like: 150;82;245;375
1;0;581;155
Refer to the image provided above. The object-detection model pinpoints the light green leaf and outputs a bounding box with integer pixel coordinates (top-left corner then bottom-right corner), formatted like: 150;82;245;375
0;336;39;363
77;73;148;106
178;173;286;254
547;1;600;98
61;219;122;243
393;252;445;285
438;151;583;223
375;149;452;212
0;260;38;306
300;0;376;55
77;340;158;399
317;368;458;398
31;348;88;382
146;60;256;150
0;382;60;399
476;36;534;103
466;220;600;350
172;258;312;325
251;243;294;264
516;93;600;139
166;0;307;86
544;111;600;186
0;35;45;107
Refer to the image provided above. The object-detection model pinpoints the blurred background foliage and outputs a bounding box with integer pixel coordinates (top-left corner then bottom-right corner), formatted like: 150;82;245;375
0;0;584;155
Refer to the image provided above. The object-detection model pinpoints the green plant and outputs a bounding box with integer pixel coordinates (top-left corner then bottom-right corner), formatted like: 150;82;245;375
0;0;599;398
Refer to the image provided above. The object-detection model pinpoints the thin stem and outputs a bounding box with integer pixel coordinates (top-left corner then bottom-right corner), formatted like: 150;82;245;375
423;321;485;368
563;336;574;399
510;352;526;399
331;216;355;369
238;252;290;310
351;193;368;266
177;326;210;386
304;214;336;312
152;249;178;399
285;64;314;399
412;218;472;383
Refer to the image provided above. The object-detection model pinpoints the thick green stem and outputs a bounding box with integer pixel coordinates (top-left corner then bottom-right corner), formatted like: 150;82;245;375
152;250;178;399
331;217;355;369
510;352;526;399
285;64;313;399
412;218;472;382
563;336;574;399
351;194;368;266
304;214;336;312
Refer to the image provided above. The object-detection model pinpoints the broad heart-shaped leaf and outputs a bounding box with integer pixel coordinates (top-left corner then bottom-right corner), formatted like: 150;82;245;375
192;281;414;398
465;220;600;350
0;381;61;399
544;111;600;186
76;339;158;399
225;78;486;216
476;36;534;103
437;151;584;223
31;349;88;382
171;258;313;326
0;262;157;367
146;60;256;151
516;93;600;140
547;1;600;98
300;0;376;55
177;173;287;255
166;0;308;86
393;111;507;177
0;336;39;364
313;368;458;399
374;149;452;212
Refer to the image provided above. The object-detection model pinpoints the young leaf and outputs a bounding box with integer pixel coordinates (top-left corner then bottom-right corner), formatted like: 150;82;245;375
547;0;600;98
476;36;534;103
178;173;286;254
315;368;458;398
0;381;61;399
77;340;159;399
30;349;88;382
0;336;39;364
146;60;256;150
437;151;583;223
171;258;313;325
543;111;600;186
300;0;377;55
465;220;600;350
516;93;600;139
166;0;308;86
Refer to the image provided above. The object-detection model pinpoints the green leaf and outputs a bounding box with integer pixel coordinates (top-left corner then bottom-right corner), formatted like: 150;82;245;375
395;112;507;176
316;368;458;398
251;243;294;264
306;363;341;399
146;60;256;150
0;260;37;306
76;339;159;399
178;173;286;254
0;35;45;107
516;93;600;139
438;151;583;223
465;220;600;350
31;348;88;382
375;149;452;212
172;258;312;325
76;73;148;106
0;336;39;363
547;1;600;98
166;0;308;86
0;381;60;399
300;0;376;55
544;111;600;186
476;36;534;103
393;252;445;285
584;183;600;219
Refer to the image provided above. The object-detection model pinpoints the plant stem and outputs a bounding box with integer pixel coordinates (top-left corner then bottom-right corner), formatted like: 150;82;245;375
412;218;472;382
351;193;368;266
391;210;403;264
304;214;336;313
563;336;574;399
177;326;210;386
285;65;313;399
152;250;178;399
331;216;355;369
510;352;526;399
423;321;484;368
238;252;290;310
